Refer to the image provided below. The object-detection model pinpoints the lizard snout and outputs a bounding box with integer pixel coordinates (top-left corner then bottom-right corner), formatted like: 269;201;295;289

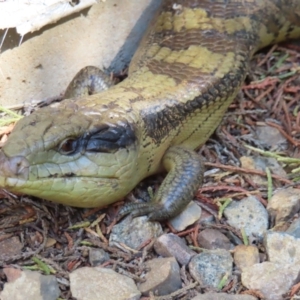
0;151;29;180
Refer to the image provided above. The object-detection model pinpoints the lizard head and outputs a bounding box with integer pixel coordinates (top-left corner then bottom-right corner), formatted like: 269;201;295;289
0;99;141;207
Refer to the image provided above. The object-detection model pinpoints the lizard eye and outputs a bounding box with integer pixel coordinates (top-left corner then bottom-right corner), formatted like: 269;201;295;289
58;138;78;155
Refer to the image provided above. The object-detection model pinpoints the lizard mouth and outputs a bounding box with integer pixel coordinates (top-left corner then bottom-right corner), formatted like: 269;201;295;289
0;149;126;208
0;150;119;181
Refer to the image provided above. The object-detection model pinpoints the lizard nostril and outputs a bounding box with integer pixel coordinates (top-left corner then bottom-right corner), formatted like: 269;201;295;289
0;151;29;180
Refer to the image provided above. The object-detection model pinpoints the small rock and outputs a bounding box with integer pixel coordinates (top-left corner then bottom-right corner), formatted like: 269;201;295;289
286;218;300;238
241;262;300;300
197;229;233;250
226;231;243;245
169;201;202;231
3;268;22;282
264;231;300;265
154;233;196;265
240;156;255;171
139;257;181;296
267;188;300;226
45;238;57;248
0;270;60;300
191;293;257;300
89;248;110;266
233;245;260;272
189;249;233;289
224;196;268;239
70;267;141;300
0;236;23;258
256;125;287;150
198;209;214;224
253;156;286;178
109;216;163;249
240;156;286;185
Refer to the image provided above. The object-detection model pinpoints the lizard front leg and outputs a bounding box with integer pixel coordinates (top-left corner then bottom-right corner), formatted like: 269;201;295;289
119;146;204;221
64;66;115;99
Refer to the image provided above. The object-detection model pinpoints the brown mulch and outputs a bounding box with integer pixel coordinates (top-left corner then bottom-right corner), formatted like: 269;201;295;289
0;41;300;299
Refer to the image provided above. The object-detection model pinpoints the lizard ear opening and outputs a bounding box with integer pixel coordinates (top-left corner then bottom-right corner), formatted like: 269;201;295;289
85;123;136;153
57;123;136;155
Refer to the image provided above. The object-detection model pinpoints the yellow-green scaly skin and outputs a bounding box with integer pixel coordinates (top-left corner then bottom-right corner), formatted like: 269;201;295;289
0;0;300;220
